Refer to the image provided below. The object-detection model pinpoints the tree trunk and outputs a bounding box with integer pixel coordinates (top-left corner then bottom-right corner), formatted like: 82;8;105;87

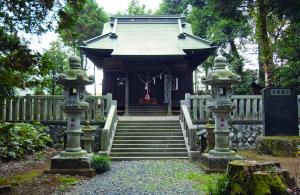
258;44;265;85
256;0;273;87
229;39;243;76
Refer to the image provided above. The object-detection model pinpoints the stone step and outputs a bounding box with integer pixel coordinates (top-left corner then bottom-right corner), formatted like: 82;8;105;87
118;120;178;124
117;126;180;129
111;156;189;161
116;129;182;133
112;140;186;144
110;152;188;157
115;132;183;136
114;136;184;140
111;148;187;153
117;123;181;127
112;144;186;148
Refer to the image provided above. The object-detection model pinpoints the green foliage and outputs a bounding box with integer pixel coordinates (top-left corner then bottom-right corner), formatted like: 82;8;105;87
0;122;52;161
91;155;111;174
207;174;230;195
116;0;154;15
34;40;69;95
188;0;252;93
57;176;79;185
127;0;153;15
156;0;189;15
57;0;109;51
0;30;41;98
0;0;87;98
176;171;226;193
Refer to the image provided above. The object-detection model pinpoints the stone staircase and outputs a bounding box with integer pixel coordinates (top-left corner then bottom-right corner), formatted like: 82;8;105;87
110;117;188;160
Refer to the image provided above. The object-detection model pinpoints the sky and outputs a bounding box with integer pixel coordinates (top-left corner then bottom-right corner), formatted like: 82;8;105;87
96;0;162;15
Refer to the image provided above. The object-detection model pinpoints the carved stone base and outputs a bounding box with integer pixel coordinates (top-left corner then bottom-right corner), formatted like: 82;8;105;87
199;153;244;173
46;153;95;177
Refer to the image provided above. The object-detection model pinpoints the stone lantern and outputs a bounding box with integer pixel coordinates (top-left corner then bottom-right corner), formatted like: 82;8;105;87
200;55;243;172
47;56;95;176
81;121;96;153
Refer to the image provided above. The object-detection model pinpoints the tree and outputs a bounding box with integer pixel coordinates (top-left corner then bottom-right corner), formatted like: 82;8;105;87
127;0;153;15
34;41;69;95
0;0;87;98
249;0;300;88
156;0;190;15
57;0;109;51
116;0;153;15
189;0;253;94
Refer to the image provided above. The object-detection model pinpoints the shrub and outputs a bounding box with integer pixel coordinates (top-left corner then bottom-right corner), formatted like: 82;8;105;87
207;174;230;195
0;122;52;161
91;155;111;174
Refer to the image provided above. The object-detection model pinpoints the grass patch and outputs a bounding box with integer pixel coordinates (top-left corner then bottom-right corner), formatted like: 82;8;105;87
176;171;225;193
57;176;79;185
0;170;42;186
56;176;80;192
144;183;157;192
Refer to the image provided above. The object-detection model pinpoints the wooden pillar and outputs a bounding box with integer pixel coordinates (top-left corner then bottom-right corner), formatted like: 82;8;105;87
124;70;129;115
167;71;172;115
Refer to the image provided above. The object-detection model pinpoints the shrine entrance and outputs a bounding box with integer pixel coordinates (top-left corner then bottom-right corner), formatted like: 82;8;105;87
130;71;165;106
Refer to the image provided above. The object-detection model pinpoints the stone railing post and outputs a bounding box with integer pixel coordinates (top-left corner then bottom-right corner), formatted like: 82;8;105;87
185;93;191;113
106;93;112;112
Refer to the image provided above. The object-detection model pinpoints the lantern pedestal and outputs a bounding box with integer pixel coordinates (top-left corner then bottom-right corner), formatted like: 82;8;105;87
199;153;243;173
46;153;95;177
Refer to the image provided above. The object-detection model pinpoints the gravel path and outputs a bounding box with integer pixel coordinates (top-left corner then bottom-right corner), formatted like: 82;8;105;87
66;160;204;195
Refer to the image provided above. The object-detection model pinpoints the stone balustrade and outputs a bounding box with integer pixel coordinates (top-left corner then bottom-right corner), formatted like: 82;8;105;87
185;93;300;123
0;93;113;124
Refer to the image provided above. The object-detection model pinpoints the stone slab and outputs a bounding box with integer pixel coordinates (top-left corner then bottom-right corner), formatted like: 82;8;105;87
119;116;179;121
255;136;300;157
50;154;91;169
199;153;244;173
263;88;299;136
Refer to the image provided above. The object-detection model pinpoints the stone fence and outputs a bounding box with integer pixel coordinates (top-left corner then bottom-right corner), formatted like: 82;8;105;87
185;94;300;123
0;93;113;124
186;94;300;149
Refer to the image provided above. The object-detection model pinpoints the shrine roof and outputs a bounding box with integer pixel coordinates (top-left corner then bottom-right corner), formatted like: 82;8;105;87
80;15;216;57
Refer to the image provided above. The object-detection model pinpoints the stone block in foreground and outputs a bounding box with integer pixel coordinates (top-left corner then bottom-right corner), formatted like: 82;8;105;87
227;160;298;195
199;153;244;173
44;154;95;177
255;136;300;157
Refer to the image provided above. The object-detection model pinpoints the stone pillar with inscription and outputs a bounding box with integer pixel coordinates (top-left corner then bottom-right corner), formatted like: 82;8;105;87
199;55;243;173
46;56;95;177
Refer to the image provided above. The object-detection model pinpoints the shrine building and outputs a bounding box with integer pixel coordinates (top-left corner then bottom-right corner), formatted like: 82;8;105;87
80;15;216;115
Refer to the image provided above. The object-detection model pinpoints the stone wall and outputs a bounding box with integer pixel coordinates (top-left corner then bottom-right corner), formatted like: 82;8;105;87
46;124;66;144
229;124;263;149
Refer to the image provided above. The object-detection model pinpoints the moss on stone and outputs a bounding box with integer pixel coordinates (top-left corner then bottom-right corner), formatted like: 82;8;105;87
253;172;287;195
227;160;296;195
255;136;300;157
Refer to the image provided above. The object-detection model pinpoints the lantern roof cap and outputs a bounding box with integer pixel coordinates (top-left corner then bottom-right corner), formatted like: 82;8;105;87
214;55;227;70
201;55;241;85
69;56;81;69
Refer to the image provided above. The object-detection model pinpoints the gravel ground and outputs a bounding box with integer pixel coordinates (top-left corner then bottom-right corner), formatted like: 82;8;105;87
65;160;204;195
